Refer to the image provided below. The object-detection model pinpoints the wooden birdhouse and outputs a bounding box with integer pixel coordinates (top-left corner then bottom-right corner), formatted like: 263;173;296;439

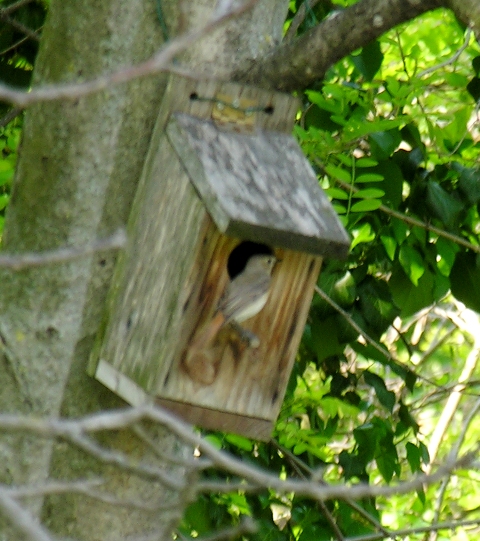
88;75;350;440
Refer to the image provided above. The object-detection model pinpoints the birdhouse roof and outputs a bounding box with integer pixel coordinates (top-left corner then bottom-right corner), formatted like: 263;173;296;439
167;112;350;259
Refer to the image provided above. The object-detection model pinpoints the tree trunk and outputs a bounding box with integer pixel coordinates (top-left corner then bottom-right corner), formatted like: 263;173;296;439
0;0;288;538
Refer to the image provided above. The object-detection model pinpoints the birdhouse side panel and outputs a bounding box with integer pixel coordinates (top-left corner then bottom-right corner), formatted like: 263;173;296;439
91;139;209;398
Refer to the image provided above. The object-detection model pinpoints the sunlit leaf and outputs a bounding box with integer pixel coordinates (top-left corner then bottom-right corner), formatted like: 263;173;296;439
350;199;382;212
355;173;384;183
325;164;351;183
399;244;425;286
352;188;385;198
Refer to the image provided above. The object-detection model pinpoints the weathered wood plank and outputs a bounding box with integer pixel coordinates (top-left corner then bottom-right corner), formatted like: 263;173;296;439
167;113;350;258
157;243;322;426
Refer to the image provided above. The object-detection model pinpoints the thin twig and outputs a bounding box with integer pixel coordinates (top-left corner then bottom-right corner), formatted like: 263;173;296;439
284;0;322;42
0;229;126;270
0;107;23;127
333;178;480;254
418;27;472;78
0;13;40;41
429;396;480;541
0;33;30;55
427;341;480;467
271;440;391;538
132;423;213;469
0;406;475;503
65;431;184;490
344;517;480;541
4;479;179;511
0;0;36;17
0;490;55;541
314;285;396;365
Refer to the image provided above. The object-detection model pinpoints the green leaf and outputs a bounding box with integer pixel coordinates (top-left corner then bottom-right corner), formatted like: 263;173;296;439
338;450;368;481
357;277;399;336
345;119;406;141
467;77;480;101
224;433;254;451
352;188;385;199
351;222;375;249
399;245;425;286
325;164;351;183
0;194;9;211
418;441;430;465
380;235;397;260
183;499;212;535
350;199;382;212
390;266;435;316
356;158;378;167
363;371;396;412
332;203;347;214
406;442;422;473
355;173;384;183
453;162;480;206
450;252;480;313
350;40;384;81
435;237;458;276
369;129;402;159
325;187;349;200
376;441;399;483
426;181;464;228
472;55;480;75
398;402;420;433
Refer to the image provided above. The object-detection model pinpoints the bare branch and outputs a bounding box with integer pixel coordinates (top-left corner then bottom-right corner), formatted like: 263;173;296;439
0;406;475;503
0;490;55;541
284;0;323;42
0;229;126;270
344;518;480;541
429;396;480;541
332;177;480;254
4;478;103;498
427;340;480;466
132;424;213;469
0;0;36;17
239;0;442;91
0;107;22;127
0;0;259;108
0;12;40;41
65;431;186;490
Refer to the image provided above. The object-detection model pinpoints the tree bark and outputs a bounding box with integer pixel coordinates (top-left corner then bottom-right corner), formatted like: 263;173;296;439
0;0;289;539
239;0;442;91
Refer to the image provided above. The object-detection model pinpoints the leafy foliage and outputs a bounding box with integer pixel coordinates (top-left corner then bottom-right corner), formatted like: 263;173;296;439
179;6;480;541
0;0;45;223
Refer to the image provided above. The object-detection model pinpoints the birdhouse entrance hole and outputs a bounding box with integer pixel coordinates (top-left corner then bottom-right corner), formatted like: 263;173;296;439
226;241;274;279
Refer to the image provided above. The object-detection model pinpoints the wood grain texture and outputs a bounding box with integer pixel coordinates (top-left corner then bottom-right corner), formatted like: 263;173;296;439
167;113;350;258
156;238;322;436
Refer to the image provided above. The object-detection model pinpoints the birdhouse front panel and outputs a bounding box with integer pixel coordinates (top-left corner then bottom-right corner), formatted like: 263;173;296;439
154;225;322;438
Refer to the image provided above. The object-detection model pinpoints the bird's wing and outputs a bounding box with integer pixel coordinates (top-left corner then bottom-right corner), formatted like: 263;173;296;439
218;270;271;322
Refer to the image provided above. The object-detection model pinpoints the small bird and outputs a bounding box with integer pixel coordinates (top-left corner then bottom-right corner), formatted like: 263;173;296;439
192;253;277;350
